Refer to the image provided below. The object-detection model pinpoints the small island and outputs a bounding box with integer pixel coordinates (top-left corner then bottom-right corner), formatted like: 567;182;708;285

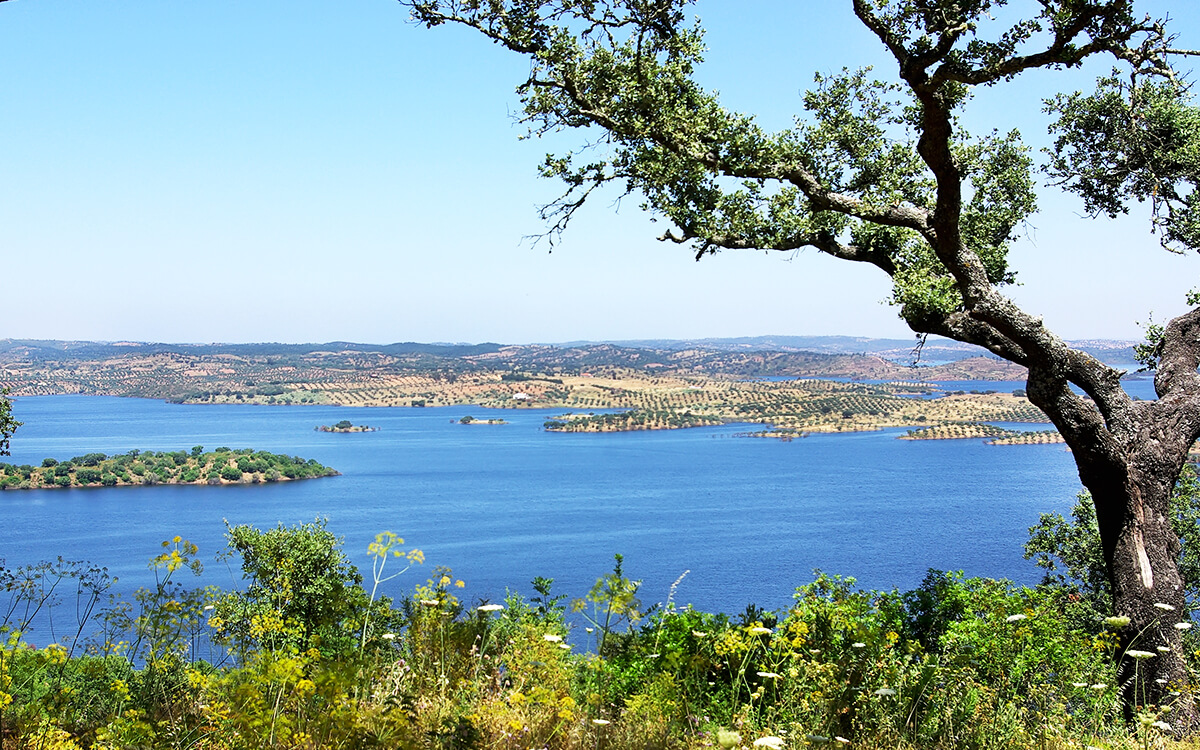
458;415;507;425
316;420;379;433
0;447;338;490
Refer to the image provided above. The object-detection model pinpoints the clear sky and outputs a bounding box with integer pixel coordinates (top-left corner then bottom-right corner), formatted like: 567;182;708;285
2;0;1197;345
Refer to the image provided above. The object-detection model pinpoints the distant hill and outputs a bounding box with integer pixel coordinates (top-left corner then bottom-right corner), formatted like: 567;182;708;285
0;339;505;361
0;336;1035;404
557;335;1139;366
1;335;1146;404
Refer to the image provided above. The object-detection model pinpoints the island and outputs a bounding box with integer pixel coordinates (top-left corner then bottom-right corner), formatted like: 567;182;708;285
316;420;379;433
458;415;507;425
0;447;338;490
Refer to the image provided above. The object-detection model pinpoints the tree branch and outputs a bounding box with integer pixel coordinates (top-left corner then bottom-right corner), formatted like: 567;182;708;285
1156;307;1200;400
778;167;933;237
659;227;897;273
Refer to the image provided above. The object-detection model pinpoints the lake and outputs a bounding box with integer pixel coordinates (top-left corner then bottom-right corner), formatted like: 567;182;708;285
1;394;1083;626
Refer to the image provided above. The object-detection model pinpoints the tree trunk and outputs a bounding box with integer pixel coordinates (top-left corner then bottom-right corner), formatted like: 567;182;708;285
1043;392;1195;726
1018;350;1200;728
1087;460;1190;720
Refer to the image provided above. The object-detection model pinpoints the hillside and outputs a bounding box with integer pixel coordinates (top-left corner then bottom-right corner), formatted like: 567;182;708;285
0;338;1029;406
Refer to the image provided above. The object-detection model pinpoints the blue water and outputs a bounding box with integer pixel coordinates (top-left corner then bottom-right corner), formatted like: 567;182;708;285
1;396;1082;622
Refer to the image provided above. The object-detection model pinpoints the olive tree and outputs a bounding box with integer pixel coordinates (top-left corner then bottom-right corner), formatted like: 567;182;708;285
403;0;1200;716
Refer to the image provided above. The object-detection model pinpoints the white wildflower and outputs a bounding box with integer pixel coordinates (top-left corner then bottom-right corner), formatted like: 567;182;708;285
753;737;785;750
757;671;781;679
381;633;396;640
477;603;504;612
1175;622;1193;630
1154;602;1176;611
1006;614;1027;623
749;626;772;635
542;634;563;643
873;688;897;697
592;718;610;726
851;642;866;648
1127;650;1157;659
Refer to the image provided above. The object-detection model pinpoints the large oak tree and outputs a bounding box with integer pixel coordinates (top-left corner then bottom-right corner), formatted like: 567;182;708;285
404;0;1200;717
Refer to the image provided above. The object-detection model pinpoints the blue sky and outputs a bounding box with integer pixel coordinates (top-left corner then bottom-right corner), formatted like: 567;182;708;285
2;0;1197;344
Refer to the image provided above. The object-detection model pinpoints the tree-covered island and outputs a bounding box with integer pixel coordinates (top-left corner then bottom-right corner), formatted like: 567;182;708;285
0;446;337;490
458;415;508;425
316;420;379;433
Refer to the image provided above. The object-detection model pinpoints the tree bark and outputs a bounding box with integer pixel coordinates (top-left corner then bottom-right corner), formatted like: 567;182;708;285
1024;358;1198;725
1085;449;1189;718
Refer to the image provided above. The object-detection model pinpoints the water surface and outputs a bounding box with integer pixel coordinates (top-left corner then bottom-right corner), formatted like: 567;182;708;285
2;396;1082;619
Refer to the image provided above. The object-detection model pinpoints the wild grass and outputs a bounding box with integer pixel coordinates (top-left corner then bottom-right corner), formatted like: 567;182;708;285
1;527;1195;750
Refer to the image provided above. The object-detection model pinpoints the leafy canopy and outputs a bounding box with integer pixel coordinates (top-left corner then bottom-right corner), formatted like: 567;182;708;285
211;519;392;657
407;0;1200;339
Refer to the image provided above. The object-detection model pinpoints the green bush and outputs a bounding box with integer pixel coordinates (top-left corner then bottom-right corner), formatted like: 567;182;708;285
0;536;1150;750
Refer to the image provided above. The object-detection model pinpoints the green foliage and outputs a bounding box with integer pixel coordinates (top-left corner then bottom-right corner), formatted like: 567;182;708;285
1047;75;1200;252
211;519;391;658
0;540;1160;750
0;388;19;456
1;447;337;489
404;0;1117;333
74;468;102;485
